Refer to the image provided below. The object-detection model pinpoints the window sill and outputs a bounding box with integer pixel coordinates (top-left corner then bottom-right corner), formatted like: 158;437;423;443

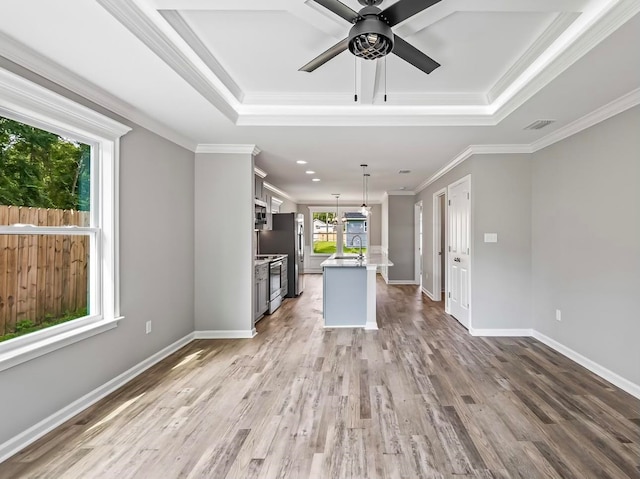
0;316;122;373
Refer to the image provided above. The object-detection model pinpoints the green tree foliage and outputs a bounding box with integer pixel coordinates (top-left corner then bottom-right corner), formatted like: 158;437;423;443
0;116;90;210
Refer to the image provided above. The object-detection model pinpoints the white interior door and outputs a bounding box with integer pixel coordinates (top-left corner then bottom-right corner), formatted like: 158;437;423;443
448;176;471;328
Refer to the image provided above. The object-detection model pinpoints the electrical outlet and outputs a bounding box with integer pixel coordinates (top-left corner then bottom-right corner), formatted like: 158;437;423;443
145;320;152;334
555;309;561;322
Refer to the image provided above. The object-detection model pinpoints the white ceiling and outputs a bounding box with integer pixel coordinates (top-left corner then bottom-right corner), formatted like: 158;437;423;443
0;0;638;202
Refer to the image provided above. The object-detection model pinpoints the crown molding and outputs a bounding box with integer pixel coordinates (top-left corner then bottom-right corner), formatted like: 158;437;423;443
98;0;636;127
159;9;244;102
253;167;267;178
0;67;131;140
263;182;296;202
386;191;417;196
96;0;239;123
491;0;640;123
0;31;197;151
196;144;260;156
531;87;640;152
416;87;639;192
487;12;579;104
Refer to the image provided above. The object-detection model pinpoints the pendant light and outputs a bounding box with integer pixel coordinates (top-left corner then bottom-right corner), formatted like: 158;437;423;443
332;193;341;225
360;164;370;217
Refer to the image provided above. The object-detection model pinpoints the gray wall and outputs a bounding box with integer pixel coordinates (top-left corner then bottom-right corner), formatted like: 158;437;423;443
277;196;298;214
0;59;195;445
418;155;532;330
531;105;640;385
194;152;254;333
387;195;416;281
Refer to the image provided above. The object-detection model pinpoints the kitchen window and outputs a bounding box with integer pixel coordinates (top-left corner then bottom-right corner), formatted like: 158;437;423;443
311;211;339;254
0;67;130;371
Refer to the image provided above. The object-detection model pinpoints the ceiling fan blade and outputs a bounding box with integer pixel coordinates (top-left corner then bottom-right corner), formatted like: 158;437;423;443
393;35;440;74
381;0;441;27
312;0;359;23
299;38;349;72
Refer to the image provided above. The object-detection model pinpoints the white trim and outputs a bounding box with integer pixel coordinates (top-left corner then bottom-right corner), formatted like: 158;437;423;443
270;196;284;207
432;188;447;302
414;201;423;287
193;329;257;339
386;190;416;196
416;144;532;192
0;332;194;463
386;280;418;285
421;286;435;301
0;65;128;371
263;182;296;202
415;87;640;192
253;166;267;178
0;67;130;140
446;174;472;325
470;328;534;337
0;317;121;373
486;12;579;103
196;144;260;156
531;87;640;152
0;31;196;151
323;324;368;329
532;331;640;399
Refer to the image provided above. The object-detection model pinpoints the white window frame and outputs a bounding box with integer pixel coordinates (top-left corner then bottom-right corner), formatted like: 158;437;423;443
308;206;340;257
0;67;130;372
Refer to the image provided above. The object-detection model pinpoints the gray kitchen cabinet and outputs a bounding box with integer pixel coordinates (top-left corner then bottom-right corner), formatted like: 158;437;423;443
281;256;288;298
254;263;269;323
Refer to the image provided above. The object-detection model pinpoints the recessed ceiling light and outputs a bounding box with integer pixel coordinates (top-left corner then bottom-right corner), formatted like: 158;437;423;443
312;178;321;182
305;170;315;174
296;160;307;164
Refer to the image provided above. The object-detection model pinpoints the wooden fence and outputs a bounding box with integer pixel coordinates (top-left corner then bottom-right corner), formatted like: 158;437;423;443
0;205;89;335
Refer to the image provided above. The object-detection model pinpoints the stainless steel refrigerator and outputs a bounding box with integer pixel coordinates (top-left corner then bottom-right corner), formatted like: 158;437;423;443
258;213;304;297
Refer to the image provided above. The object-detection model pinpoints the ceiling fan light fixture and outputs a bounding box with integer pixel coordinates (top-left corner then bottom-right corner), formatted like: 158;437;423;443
348;17;394;60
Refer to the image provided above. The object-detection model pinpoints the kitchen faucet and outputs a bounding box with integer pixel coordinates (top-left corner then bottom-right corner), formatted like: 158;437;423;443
351;235;364;260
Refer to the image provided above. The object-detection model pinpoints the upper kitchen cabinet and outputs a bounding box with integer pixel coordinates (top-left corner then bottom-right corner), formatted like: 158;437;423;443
254;173;268;203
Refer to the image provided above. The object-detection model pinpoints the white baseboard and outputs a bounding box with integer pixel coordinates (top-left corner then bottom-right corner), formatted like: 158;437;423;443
421;287;435;301
303;268;322;274
387;280;418;285
323;324;366;329
470;328;534;337
0;332;195;464
194;329;257;339
532;331;640;399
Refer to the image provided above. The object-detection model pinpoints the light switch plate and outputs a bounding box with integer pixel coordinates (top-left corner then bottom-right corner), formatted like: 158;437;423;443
484;233;498;243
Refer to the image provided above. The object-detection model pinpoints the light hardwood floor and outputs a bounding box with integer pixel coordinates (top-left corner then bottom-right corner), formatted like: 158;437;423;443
1;275;639;478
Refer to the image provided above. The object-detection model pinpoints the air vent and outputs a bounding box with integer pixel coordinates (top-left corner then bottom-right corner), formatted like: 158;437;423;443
524;119;556;130
398;169;411;174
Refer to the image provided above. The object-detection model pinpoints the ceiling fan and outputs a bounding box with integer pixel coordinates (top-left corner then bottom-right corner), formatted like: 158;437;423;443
300;0;442;75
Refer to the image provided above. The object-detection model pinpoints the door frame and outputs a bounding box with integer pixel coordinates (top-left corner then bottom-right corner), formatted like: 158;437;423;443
414;200;423;286
432;188;447;305
446;174;472;328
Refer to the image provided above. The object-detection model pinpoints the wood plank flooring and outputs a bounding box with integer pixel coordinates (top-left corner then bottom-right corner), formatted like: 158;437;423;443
1;275;639;478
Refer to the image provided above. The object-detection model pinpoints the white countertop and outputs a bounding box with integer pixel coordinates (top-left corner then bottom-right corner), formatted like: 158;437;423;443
321;253;393;268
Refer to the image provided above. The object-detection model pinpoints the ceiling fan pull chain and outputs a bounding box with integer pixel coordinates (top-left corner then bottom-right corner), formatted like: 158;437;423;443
384;56;387;102
354;56;358;102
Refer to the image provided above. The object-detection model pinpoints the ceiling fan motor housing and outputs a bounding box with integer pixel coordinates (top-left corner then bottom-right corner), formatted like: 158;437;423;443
348;13;394;60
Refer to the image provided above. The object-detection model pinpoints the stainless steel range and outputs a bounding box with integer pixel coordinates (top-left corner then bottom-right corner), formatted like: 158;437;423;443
256;254;288;314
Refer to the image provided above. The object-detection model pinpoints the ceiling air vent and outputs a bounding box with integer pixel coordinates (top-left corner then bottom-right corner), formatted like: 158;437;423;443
524;119;556;130
398;169;411;174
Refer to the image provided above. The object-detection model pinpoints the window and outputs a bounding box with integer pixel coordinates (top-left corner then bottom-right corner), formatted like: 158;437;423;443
343;212;368;254
311;211;339;254
0;67;130;371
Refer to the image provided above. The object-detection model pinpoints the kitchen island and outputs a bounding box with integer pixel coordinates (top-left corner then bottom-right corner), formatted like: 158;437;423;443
320;253;393;330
